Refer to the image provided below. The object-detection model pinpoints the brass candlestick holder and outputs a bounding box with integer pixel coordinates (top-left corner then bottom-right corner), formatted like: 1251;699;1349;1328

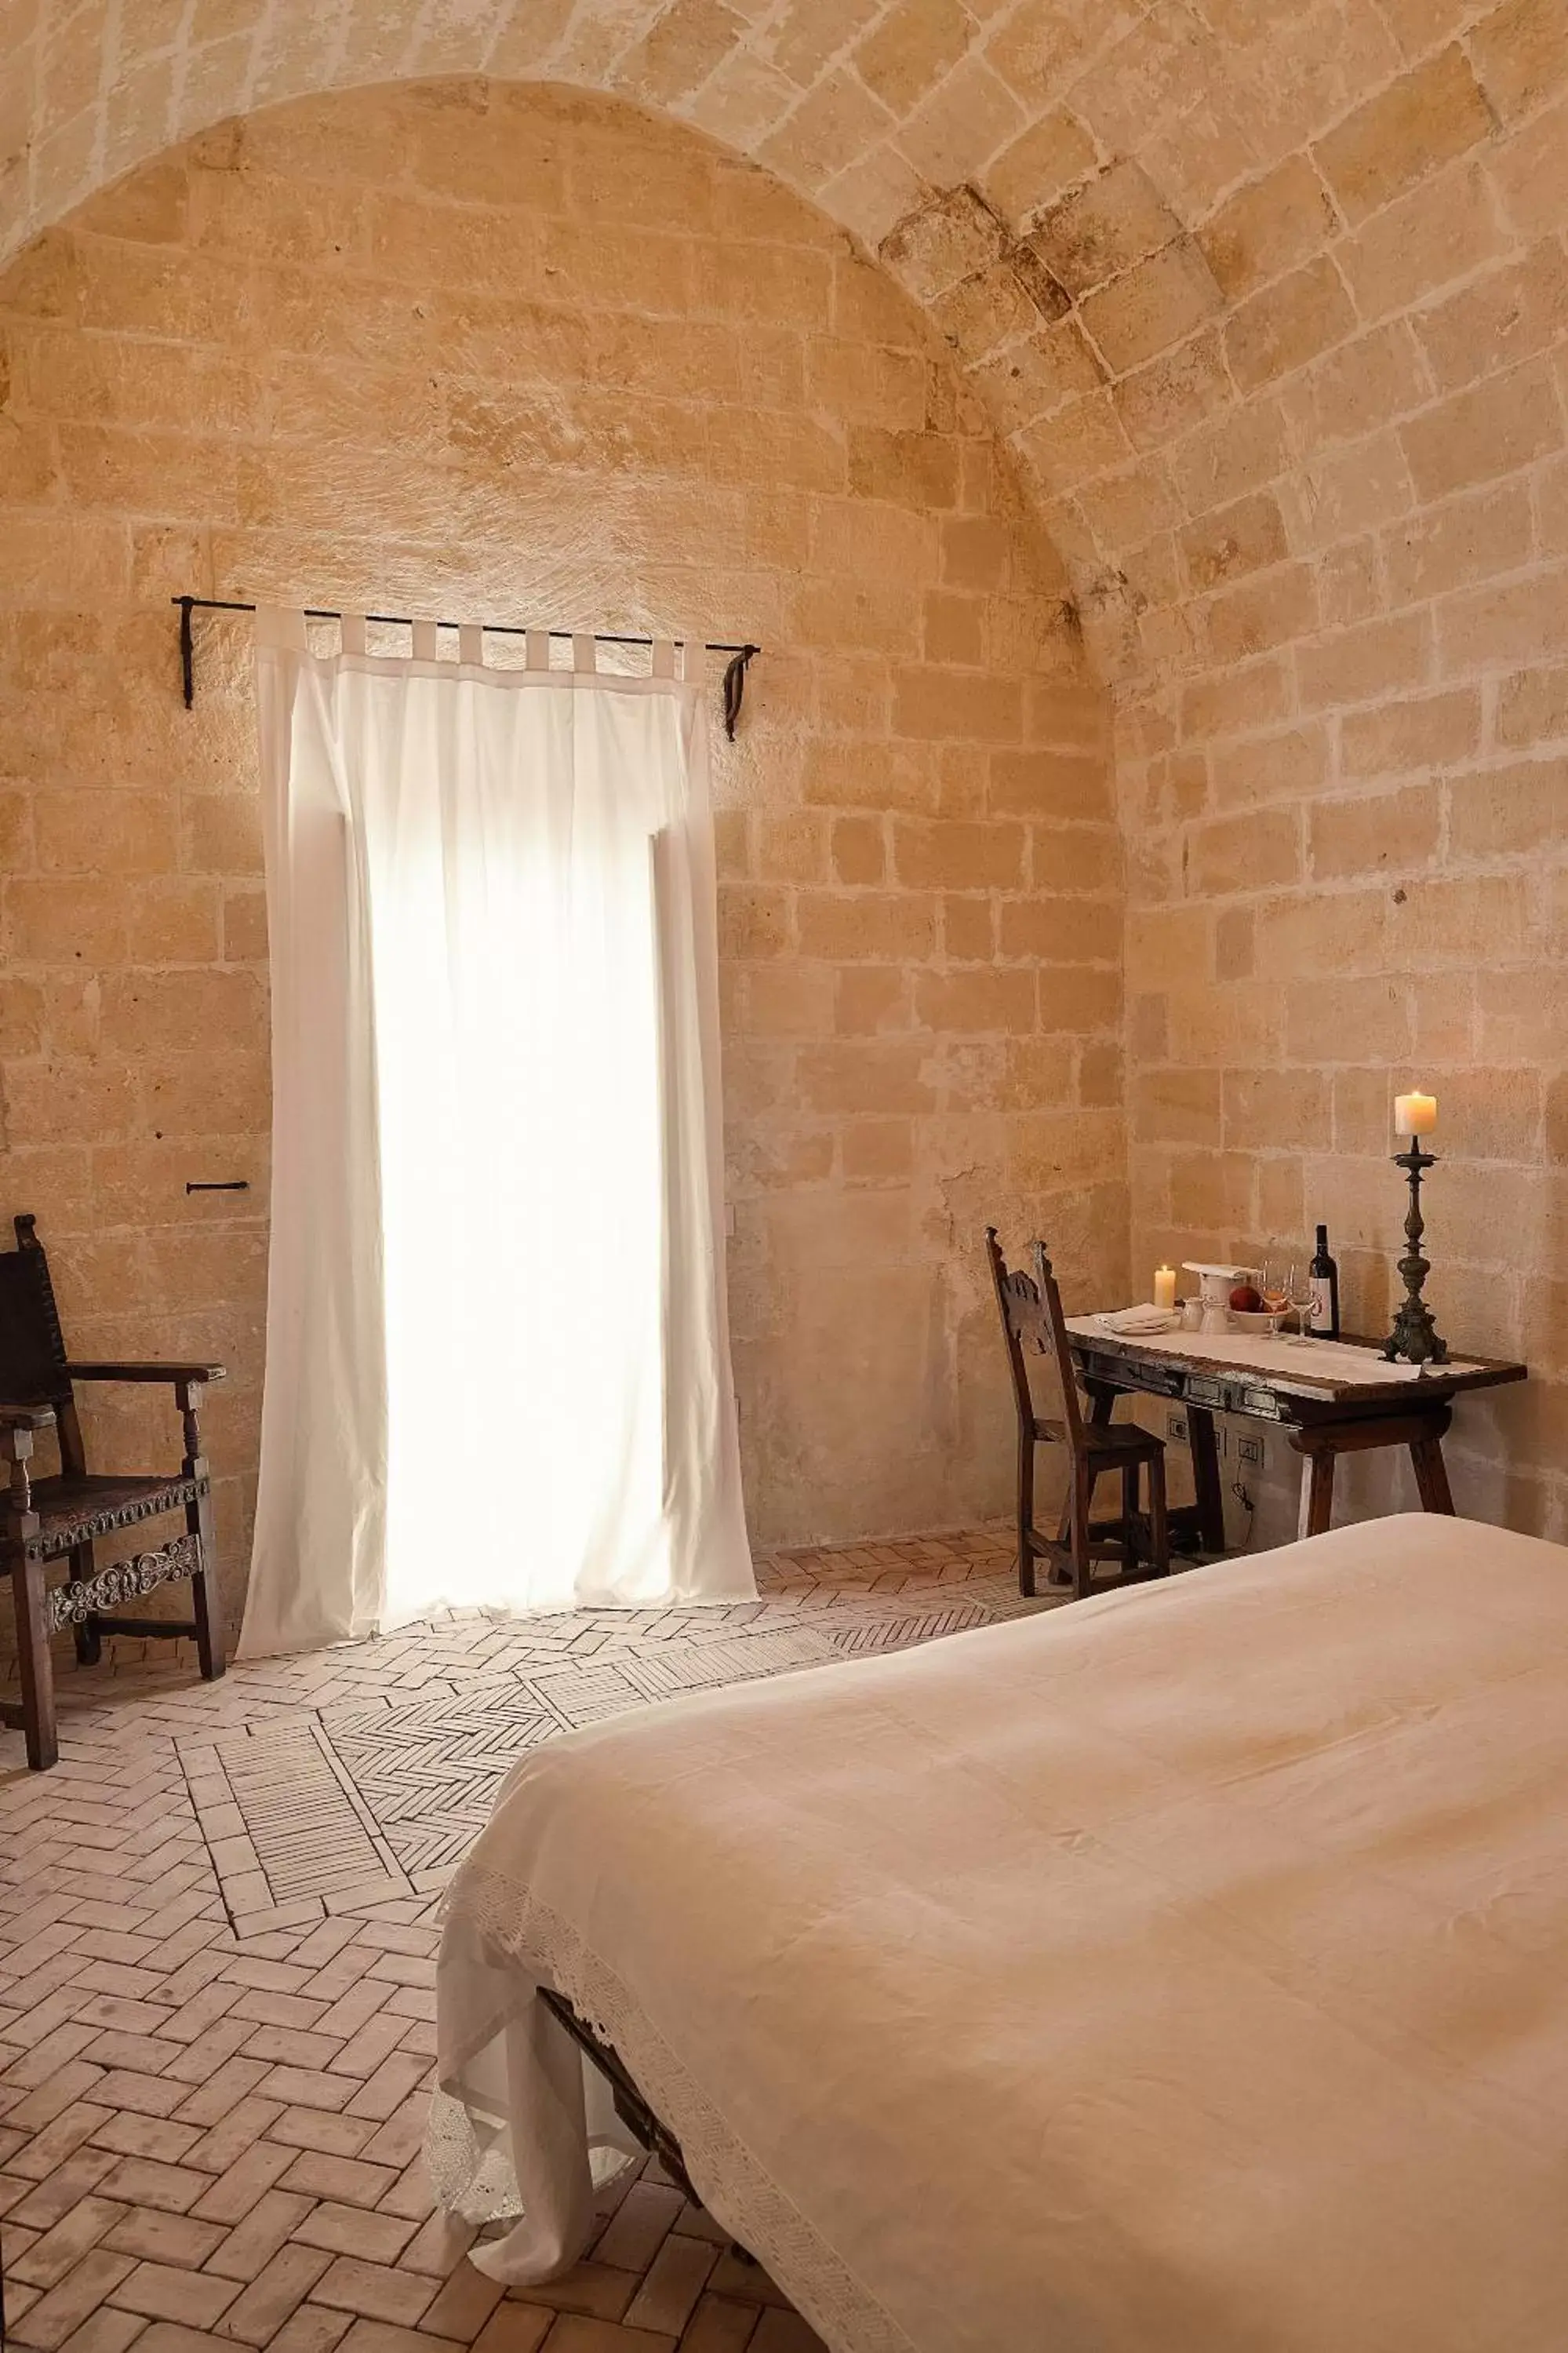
1383;1143;1448;1366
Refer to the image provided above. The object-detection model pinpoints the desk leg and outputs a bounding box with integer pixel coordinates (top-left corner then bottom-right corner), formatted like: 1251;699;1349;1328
1291;1404;1453;1539
1297;1444;1336;1539
1186;1408;1227;1553
1410;1427;1456;1514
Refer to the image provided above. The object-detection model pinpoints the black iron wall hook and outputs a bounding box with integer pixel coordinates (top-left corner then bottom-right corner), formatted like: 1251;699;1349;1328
174;598;760;738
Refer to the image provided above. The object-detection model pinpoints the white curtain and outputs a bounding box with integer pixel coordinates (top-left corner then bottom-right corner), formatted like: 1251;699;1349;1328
241;613;753;1657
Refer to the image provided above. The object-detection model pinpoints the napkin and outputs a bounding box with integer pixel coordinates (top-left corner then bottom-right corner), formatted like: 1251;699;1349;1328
1098;1304;1181;1335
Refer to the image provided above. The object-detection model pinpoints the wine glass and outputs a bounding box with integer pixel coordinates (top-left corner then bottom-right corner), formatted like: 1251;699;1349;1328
1258;1258;1292;1329
1287;1261;1315;1342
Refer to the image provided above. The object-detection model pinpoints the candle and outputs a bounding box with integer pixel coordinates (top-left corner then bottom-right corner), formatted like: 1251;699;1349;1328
1394;1090;1438;1137
1153;1265;1177;1311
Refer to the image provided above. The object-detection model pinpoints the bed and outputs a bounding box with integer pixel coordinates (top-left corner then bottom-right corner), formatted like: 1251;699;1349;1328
431;1514;1568;2351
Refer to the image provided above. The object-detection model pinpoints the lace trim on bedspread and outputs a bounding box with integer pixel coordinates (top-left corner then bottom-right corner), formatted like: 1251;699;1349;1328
437;1862;918;2353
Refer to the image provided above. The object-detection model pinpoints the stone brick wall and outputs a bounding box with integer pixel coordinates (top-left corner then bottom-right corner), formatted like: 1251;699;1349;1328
1095;18;1568;1542
0;79;1123;1609
4;0;1567;1575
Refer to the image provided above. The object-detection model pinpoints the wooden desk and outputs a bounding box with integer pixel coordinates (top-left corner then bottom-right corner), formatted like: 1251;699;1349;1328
1064;1320;1526;1546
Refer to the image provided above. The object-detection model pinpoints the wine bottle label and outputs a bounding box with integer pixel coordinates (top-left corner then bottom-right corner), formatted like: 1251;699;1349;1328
1308;1277;1332;1331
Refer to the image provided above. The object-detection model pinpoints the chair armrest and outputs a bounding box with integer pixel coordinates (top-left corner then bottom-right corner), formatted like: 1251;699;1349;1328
67;1361;227;1386
0;1401;57;1430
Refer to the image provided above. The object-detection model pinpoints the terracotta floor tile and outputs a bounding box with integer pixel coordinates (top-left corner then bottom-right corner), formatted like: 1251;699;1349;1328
537;2318;675;2352
0;1537;1037;2353
288;2202;416;2266
671;2297;756;2353
621;2238;716;2338
468;2306;553;2353
12;2249;140;2350
52;2307;151;2353
308;2256;436;2327
213;2246;333;2346
108;2262;242;2328
13;2195;130;2289
101;2209;227;2269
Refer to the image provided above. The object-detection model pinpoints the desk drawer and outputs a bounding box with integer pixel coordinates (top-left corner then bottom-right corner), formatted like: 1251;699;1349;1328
1184;1374;1285;1420
1075;1347;1185;1397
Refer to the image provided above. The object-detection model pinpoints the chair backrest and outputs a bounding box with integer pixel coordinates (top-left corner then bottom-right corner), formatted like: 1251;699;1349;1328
984;1226;1083;1444
0;1215;73;1408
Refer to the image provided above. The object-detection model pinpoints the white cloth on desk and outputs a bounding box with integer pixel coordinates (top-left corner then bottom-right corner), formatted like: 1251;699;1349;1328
1069;1314;1484;1386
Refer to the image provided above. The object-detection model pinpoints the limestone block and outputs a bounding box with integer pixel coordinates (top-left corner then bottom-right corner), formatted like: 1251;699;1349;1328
1187;807;1301;895
854;0;973;118
1131;1066;1222;1145
1309;782;1442;879
1313;46;1493;224
1402;359;1565;502
1209;725;1329;810
795;891;939;960
1497;664;1568;746
1468;0;1568;124
1341;162;1505;319
1199;155;1341;300
1079;241;1224;375
1446;759;1568;858
1026;159;1181;300
1286;974;1412;1063
1383;481;1533;606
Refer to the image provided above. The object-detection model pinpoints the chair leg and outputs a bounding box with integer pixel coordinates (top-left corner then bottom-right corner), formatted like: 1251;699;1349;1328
69;1539;101;1666
187;1486;226;1682
1016;1428;1036;1597
9;1547;57;1771
1069;1458;1093;1601
1120;1462;1141;1576
1148;1452;1170;1578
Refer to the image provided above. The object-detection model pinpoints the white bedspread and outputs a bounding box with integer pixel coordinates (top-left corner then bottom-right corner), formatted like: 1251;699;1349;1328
433;1516;1568;2351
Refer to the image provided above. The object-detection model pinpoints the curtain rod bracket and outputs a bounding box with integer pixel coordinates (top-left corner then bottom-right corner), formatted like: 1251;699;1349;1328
722;645;759;742
172;599;760;735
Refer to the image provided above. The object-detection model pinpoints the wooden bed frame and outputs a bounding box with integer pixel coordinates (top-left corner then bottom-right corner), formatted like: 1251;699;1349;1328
539;1987;701;2206
539;1987;760;2265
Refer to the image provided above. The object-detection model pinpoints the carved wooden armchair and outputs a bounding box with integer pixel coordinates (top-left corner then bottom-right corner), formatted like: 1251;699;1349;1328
0;1215;226;1770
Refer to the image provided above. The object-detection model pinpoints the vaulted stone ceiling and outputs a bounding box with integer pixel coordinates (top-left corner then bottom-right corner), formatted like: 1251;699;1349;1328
6;0;1564;700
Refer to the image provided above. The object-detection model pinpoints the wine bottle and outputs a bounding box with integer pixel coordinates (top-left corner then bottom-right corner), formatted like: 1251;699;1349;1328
1308;1223;1340;1339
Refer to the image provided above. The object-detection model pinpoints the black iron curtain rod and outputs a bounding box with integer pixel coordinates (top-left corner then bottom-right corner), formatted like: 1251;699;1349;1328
172;596;761;739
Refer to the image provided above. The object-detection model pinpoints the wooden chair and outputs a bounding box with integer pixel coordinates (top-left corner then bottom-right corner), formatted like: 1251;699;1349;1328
0;1214;226;1770
985;1227;1170;1601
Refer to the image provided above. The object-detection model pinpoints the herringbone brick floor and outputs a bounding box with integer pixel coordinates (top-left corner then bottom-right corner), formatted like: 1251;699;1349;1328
1;1528;1047;2353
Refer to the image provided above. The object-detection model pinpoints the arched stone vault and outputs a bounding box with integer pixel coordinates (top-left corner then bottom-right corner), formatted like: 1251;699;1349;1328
6;0;1565;694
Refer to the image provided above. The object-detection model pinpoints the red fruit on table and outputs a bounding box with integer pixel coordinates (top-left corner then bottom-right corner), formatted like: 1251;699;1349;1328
1230;1283;1264;1313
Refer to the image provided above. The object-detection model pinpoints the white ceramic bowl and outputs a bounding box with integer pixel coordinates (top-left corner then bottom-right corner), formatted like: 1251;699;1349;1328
1228;1308;1286;1335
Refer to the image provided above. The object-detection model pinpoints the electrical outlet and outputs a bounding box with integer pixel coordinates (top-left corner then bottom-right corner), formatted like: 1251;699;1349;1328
1235;1432;1267;1471
1166;1410;1188;1444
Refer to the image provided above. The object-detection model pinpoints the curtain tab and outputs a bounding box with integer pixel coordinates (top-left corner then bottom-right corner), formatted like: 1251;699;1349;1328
412;617;438;662
254;608;310;652
682;639;706;685
651;640;675;679
573;634;596;676
340;614;367;657
526;630;550;671
458;622;483;667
